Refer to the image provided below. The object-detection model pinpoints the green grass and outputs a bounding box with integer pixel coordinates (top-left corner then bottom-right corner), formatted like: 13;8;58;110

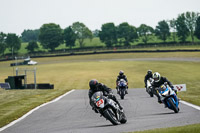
130;123;200;133
2;36;200;56
0;52;200;129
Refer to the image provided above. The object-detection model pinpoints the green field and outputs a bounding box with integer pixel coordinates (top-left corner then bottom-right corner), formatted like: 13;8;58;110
0;52;200;130
3;36;200;56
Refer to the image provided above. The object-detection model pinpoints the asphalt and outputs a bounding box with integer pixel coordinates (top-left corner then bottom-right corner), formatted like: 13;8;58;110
1;89;200;133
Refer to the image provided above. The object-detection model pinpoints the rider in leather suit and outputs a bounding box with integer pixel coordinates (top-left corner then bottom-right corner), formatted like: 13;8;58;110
116;70;128;94
152;72;177;103
89;79;123;113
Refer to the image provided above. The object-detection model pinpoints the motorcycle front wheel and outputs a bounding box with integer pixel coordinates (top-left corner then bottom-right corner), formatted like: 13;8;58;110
119;112;127;124
168;98;179;113
120;89;125;99
103;108;119;125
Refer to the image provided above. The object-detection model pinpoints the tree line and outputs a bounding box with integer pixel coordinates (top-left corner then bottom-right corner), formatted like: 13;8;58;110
0;11;200;55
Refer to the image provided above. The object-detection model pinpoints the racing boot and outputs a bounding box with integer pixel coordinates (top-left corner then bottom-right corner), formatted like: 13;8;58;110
158;97;162;104
118;103;123;110
155;91;162;103
157;95;162;103
116;87;119;94
115;100;123;110
125;87;128;94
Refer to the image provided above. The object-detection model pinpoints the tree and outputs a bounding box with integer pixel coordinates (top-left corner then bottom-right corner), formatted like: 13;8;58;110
71;22;93;48
117;22;138;46
21;29;39;42
169;19;177;42
99;23;117;47
194;16;200;39
185;11;199;43
92;29;100;37
155;20;170;42
137;24;154;44
26;41;39;53
0;32;7;55
63;26;76;50
39;23;63;51
6;33;21;53
176;14;189;42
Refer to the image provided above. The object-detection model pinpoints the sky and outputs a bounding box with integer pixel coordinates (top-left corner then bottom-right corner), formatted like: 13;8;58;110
0;0;199;35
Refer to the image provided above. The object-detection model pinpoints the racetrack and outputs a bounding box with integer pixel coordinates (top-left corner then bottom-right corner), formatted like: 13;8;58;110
1;89;200;133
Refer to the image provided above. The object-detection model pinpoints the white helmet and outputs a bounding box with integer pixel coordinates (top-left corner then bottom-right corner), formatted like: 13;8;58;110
153;72;161;82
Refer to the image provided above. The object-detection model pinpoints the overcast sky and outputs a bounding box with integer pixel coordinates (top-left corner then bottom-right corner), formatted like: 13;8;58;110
0;0;199;35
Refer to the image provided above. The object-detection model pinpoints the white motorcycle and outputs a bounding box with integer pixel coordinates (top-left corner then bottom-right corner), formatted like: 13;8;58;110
91;91;127;125
146;78;154;97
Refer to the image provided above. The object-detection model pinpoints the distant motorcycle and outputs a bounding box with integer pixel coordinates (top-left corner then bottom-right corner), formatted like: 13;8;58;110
117;79;128;99
156;83;179;113
146;78;154;97
91;91;127;125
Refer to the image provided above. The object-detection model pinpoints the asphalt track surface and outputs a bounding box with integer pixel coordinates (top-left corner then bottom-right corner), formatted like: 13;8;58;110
1;89;200;133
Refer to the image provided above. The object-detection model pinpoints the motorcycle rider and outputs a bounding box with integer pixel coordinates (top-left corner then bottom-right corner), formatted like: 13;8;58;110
152;72;177;103
88;79;123;113
144;70;153;88
116;70;128;94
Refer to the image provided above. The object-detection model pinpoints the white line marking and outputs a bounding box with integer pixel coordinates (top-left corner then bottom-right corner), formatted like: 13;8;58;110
180;100;200;111
0;89;75;132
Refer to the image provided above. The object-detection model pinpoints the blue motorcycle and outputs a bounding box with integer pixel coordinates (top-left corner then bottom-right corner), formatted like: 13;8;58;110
157;83;179;113
117;79;128;99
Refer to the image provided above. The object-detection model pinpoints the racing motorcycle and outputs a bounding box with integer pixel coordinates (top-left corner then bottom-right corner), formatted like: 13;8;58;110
117;79;128;99
91;91;127;125
156;83;179;113
146;78;154;97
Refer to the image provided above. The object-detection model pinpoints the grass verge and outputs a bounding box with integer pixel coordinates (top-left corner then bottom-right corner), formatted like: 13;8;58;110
130;123;200;133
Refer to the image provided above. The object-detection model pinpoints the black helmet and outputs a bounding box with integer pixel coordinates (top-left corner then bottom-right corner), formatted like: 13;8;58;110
147;70;152;75
119;70;124;76
89;79;98;90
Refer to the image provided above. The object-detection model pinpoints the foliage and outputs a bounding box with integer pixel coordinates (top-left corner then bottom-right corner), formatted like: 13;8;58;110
26;40;39;53
137;24;154;44
0;32;7;55
21;29;39;42
176;13;189;42
5;33;21;53
39;23;63;51
92;29;100;37
169;19;177;42
1;11;200;55
194;16;200;39
63;26;76;49
185;11;200;43
155;20;170;42
71;22;93;48
117;22;138;46
99;22;117;47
